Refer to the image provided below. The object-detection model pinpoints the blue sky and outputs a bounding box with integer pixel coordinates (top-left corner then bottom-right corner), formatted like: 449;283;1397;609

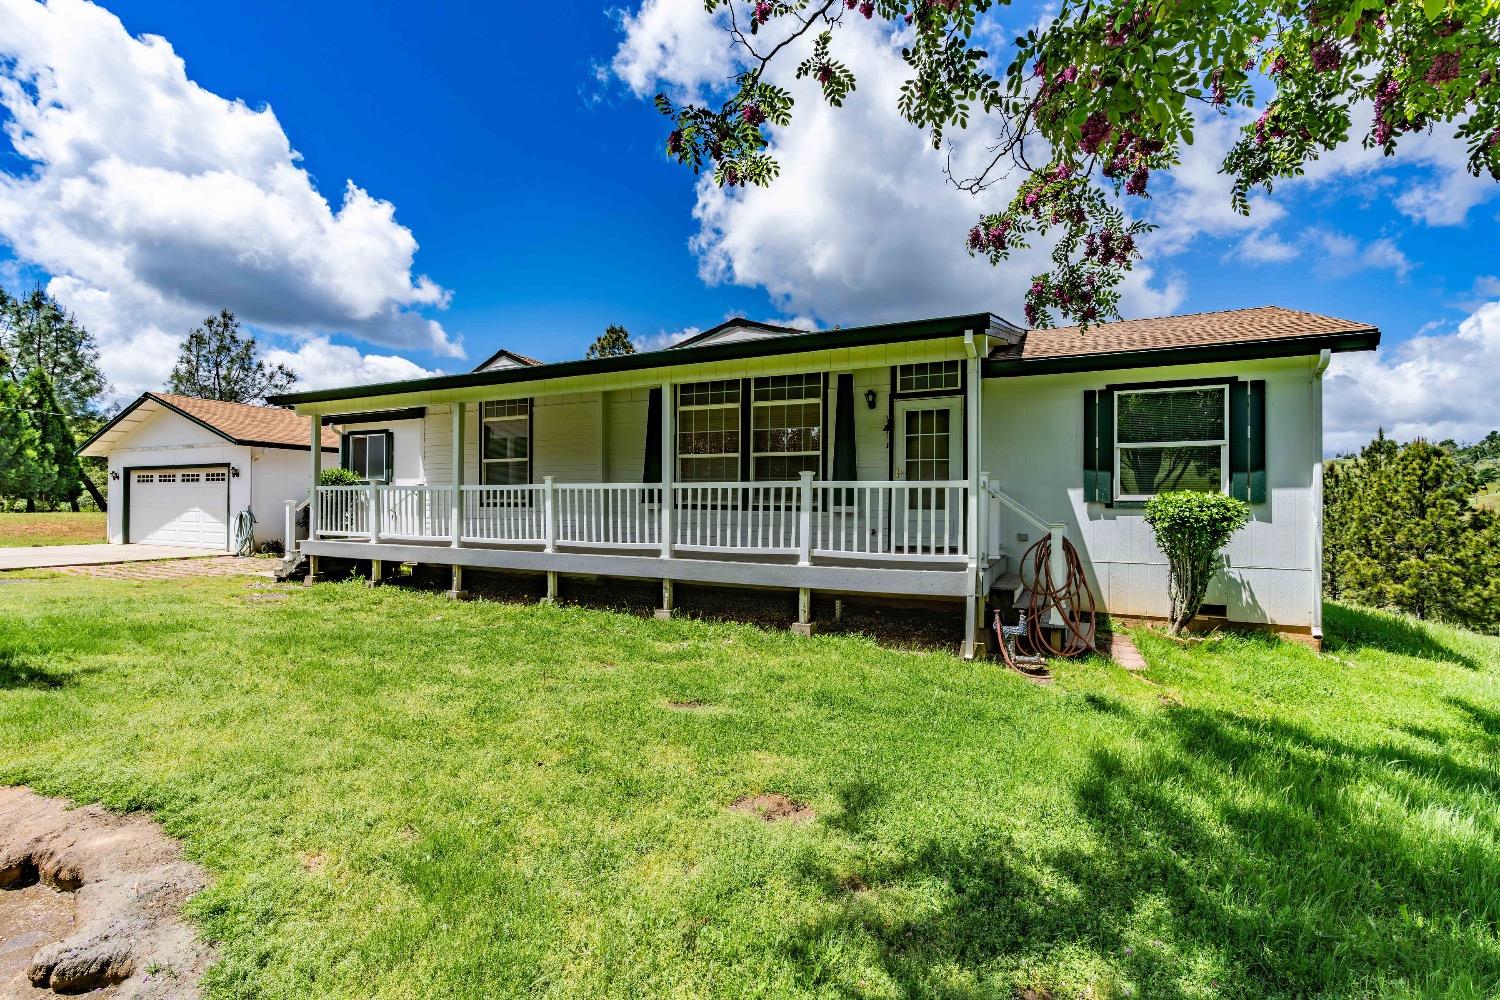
1;0;1497;451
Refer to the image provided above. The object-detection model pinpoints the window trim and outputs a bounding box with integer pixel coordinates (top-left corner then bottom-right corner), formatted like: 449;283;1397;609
673;373;828;485
675;380;742;483
894;360;963;397
343;429;394;484
749;373;823;483
480;398;533;487
1112;383;1230;502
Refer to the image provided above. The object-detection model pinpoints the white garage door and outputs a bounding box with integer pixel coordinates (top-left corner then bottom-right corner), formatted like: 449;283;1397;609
129;467;230;549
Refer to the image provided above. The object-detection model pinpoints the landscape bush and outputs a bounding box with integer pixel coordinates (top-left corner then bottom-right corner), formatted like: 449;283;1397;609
1144;490;1250;634
318;466;362;487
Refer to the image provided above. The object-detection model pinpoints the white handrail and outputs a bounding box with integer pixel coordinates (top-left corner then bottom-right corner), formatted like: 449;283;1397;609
985;483;1051;534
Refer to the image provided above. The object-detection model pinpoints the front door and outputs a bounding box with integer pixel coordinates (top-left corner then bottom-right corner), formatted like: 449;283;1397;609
893;399;963;553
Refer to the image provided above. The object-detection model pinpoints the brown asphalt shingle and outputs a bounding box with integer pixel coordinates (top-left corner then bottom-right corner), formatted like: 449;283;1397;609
997;305;1376;361
151;393;340;449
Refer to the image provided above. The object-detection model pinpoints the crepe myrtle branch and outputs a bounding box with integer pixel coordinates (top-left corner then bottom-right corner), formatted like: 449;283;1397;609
654;0;1500;330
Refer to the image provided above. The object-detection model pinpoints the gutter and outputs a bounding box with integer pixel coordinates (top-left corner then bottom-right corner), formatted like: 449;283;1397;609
983;328;1380;377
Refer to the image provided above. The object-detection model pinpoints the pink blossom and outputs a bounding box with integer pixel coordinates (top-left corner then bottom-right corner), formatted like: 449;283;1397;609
1425;51;1461;86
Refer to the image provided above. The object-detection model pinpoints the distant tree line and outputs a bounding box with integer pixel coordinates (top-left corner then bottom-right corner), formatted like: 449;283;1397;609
1324;431;1500;633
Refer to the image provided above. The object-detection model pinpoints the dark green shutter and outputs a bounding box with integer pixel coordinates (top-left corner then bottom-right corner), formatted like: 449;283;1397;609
1083;388;1114;504
382;430;395;484
338;431;350;473
1230;379;1266;503
832;374;856;480
643;387;662;483
1230;379;1267;503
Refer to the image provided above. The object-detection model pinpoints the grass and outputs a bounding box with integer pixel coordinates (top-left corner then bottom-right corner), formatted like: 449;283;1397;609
0;575;1498;999
0;511;106;547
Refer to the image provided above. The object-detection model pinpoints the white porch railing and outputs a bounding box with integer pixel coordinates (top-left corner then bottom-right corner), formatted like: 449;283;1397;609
315;473;975;564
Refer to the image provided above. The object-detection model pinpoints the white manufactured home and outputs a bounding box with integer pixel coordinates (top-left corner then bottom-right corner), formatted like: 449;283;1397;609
269;306;1379;656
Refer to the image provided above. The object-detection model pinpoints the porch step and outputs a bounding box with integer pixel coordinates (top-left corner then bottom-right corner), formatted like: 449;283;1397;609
989;573;1065;629
274;551;307;583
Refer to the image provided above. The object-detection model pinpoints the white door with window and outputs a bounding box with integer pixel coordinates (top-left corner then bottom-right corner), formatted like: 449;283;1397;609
128;467;229;548
893;399;963;553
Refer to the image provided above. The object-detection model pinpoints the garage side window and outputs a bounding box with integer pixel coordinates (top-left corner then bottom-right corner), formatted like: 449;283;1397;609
345;431;392;483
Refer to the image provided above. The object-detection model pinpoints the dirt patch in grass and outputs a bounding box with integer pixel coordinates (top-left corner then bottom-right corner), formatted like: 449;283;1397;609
729;794;814;824
0;787;211;997
663;699;714;711
1014;988;1055;1000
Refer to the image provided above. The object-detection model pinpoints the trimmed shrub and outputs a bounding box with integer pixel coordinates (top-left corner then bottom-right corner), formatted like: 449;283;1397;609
1144;490;1250;634
319;466;362;487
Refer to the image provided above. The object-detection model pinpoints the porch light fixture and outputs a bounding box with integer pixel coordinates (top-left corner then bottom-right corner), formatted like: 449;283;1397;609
110;470;120;481
230;466;241;478
864;389;877;409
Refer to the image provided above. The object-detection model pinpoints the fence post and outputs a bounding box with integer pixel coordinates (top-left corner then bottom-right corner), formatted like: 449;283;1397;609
368;484;381;543
543;476;557;553
797;470;814;566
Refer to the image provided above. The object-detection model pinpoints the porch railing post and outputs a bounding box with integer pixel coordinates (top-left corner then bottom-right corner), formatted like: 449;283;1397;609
451;402;466;548
659;380;674;559
977;472;990;563
543;476;557;553
284;499;297;555
368;484;380;543
308;413;322;538
1048;523;1067;587
797;470;814;566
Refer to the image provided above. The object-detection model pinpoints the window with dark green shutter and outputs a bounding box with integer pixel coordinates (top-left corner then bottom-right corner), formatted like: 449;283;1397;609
1113;385;1229;500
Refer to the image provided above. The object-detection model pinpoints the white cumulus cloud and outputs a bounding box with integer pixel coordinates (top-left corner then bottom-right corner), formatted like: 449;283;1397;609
614;0;1182;328
1325;300;1500;454
0;0;457;402
262;339;442;391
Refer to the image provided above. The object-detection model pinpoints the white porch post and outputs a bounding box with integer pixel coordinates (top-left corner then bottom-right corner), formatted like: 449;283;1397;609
450;402;466;548
962;345;983;659
367;483;380;544
542;476;557;553
308;413;322;538
797;470;814;566
659;380;674;559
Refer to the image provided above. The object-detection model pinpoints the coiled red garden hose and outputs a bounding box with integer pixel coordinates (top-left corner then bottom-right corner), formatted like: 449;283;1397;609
994;533;1099;668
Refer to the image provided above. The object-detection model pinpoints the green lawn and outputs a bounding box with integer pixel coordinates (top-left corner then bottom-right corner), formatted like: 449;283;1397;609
1;575;1498;999
0;511;106;546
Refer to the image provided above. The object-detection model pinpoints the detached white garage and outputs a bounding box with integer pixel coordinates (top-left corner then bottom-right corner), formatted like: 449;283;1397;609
79;393;340;551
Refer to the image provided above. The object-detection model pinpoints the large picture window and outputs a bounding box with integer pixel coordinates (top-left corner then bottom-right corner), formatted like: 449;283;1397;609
1114;385;1228;500
677;380;741;482
481;400;530;485
751;374;821;481
344;431;391;483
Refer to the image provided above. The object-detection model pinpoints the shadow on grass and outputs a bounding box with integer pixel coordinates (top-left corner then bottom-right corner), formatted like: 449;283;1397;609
0;649;80;690
781;702;1500;998
1323;602;1479;669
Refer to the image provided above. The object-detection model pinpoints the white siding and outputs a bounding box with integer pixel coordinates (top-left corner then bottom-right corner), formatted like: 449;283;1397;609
339;419;425;485
982;355;1322;628
604;388;651;483
534;392;603;482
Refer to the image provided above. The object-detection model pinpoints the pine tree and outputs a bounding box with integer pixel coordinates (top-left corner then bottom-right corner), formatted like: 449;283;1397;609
0;352;51;505
167;310;298;404
0;286;109;418
586;325;636;359
18;369;81;512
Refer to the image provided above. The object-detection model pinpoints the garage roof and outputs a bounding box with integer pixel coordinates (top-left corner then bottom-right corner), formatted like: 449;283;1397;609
78;392;342;457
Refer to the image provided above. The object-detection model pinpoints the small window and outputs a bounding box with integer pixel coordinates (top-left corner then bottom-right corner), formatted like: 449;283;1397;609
158;473;177;484
180;472;201;483
1114;385;1228;500
677;380;741;482
897;361;961;394
204;471;227;482
345;431;391;483
137;474;155;484
481;400;530;486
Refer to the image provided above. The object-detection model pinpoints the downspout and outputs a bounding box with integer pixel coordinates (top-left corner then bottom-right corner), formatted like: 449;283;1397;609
1310;349;1331;645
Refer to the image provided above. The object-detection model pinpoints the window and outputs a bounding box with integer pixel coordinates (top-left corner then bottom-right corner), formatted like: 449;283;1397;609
137;474;155;484
157;473;177;484
180;472;201;483
345;431;391;483
751;374;821;481
677;380;740;482
481;400;530;485
205;471;227;483
1114;385;1228;500
897;360;961;394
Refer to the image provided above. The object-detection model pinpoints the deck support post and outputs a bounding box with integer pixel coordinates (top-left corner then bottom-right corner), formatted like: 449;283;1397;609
791;587;817;636
446;563;468;601
659;381;674;559
304;553;321;586
542;570;559;604
655;578;676;620
368;559;383;586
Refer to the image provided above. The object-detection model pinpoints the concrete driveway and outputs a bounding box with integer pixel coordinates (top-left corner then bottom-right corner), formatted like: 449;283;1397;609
0;544;229;571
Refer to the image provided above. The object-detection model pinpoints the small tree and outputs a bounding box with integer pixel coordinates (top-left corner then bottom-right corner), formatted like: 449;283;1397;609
16;369;80;512
0;351;50;503
167;310;298;404
586;325;636;360
1144;491;1250;634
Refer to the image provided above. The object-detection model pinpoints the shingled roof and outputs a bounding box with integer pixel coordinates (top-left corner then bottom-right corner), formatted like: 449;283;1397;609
78;392;340;457
989;306;1378;371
